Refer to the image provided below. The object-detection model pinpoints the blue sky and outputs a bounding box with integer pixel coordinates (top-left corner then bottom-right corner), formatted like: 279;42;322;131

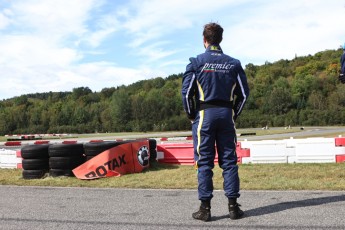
0;0;344;100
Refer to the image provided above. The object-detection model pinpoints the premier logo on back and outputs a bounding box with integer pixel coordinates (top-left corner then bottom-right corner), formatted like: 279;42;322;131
137;146;150;167
202;62;234;73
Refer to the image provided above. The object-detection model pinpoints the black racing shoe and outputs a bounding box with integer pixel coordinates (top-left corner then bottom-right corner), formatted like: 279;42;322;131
339;74;345;84
192;201;211;222
228;203;244;220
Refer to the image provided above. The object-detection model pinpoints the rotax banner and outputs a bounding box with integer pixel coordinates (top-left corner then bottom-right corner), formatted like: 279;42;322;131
73;140;150;180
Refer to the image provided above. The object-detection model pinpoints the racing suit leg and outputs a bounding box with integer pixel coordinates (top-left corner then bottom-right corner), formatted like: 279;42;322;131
192;109;216;201
215;108;240;199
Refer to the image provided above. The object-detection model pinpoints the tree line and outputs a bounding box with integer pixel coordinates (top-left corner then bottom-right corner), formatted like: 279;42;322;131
0;48;344;135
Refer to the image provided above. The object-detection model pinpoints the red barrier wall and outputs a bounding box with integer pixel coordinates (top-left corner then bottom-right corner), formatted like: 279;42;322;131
157;142;250;165
335;137;345;147
336;155;345;163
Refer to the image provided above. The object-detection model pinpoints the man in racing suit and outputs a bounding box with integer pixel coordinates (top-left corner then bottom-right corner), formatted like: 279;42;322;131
339;43;345;83
181;22;249;221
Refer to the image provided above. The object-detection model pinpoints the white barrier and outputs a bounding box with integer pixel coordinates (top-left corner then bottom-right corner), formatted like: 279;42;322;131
0;149;21;168
241;140;289;163
294;138;344;163
237;137;345;164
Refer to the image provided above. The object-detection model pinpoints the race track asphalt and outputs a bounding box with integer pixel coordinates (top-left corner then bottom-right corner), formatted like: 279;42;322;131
0;186;344;230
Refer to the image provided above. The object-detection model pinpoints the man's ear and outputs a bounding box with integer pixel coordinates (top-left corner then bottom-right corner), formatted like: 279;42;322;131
203;37;208;49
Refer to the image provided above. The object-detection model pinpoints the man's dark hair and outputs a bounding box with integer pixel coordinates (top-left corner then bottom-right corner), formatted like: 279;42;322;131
203;22;223;45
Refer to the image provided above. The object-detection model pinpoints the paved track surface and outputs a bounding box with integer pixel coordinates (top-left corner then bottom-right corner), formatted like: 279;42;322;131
2;127;345;147
2;127;345;155
238;127;345;141
0;186;344;230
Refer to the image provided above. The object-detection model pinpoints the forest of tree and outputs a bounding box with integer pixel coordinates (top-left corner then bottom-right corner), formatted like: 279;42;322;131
1;48;345;135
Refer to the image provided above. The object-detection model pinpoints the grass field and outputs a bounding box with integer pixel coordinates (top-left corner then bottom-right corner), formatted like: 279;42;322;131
1;162;344;190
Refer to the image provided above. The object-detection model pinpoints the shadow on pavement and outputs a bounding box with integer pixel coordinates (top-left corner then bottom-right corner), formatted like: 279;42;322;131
212;194;345;221
245;194;345;217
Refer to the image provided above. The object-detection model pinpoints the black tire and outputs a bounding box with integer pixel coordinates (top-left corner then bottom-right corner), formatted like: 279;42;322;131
148;139;157;162
22;158;49;170
149;149;157;162
149;139;157;150
84;141;124;156
49;156;85;169
86;156;95;161
49;169;75;177
22;169;48;179
21;144;50;159
49;144;85;157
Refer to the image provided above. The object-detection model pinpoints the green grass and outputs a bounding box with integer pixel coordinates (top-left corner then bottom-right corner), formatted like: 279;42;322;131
1;162;345;190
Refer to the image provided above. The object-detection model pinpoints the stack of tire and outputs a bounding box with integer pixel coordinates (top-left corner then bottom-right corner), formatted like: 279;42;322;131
48;143;85;177
148;139;157;162
21;145;50;179
84;141;124;161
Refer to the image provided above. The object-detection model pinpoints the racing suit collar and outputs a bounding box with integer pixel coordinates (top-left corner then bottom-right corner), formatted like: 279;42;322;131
205;45;223;53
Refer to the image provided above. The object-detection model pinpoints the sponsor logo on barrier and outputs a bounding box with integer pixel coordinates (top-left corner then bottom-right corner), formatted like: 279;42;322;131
137;146;150;167
72;140;149;180
84;154;127;179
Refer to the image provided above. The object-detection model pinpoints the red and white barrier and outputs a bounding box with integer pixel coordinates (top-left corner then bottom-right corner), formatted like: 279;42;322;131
156;137;345;165
2;137;345;168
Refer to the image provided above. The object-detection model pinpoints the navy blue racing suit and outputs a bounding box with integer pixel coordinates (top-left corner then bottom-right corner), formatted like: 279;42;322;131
181;45;249;201
341;50;345;75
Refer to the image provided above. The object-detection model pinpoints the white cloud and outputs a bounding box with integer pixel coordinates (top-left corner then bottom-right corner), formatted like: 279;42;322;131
81;9;119;49
222;0;345;65
0;9;12;29
85;27;116;48
0;35;80;67
10;0;97;38
0;0;119;99
71;62;167;91
135;41;181;62
121;0;245;47
0;60;165;99
112;0;253;73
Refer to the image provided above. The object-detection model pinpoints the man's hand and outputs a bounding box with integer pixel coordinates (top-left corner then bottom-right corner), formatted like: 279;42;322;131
339;74;345;84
